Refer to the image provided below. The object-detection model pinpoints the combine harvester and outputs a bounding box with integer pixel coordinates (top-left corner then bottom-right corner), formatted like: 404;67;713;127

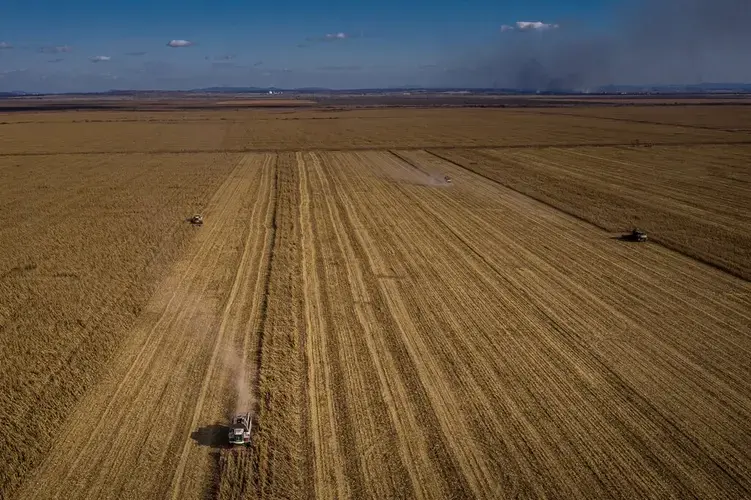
622;228;648;242
228;413;252;446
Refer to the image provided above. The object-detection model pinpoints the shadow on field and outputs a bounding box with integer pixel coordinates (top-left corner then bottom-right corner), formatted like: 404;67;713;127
190;424;230;448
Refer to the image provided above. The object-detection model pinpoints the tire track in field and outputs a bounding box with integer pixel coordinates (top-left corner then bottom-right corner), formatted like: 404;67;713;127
15;154;267;500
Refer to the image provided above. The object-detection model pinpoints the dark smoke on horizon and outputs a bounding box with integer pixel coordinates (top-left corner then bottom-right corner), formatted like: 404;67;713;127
443;0;751;90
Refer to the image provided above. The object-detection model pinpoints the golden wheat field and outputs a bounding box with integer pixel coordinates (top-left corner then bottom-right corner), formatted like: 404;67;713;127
1;104;750;500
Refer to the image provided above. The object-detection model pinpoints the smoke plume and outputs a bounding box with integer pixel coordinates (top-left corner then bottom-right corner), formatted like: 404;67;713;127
444;0;751;90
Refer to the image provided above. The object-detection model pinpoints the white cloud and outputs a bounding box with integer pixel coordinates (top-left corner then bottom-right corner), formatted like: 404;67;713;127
167;39;193;47
502;21;559;32
0;42;12;49
90;55;111;62
324;32;349;40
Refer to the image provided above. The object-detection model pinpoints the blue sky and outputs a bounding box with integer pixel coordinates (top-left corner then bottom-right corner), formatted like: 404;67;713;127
0;0;619;91
4;1;747;92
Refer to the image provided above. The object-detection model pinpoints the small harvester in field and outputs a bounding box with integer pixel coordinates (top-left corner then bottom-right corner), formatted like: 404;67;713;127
444;175;452;184
228;413;252;446
188;214;203;225
622;228;648;242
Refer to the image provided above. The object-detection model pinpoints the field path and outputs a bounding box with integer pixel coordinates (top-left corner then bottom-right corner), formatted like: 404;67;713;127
15;153;274;500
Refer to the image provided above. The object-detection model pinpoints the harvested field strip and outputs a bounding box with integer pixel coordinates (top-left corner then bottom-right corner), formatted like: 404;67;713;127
170;154;277;500
0;152;237;498
320;151;461;498
303;151;469;498
14;154;274;500
299;150;749;498
300;152;353;498
211;160;278;500
242;152;309;500
429;147;751;280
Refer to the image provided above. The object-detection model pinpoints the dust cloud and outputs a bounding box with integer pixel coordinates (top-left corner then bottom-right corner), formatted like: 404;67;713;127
222;347;255;417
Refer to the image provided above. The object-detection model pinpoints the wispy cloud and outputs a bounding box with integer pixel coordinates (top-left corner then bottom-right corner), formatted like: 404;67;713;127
167;39;193;47
125;51;147;56
90;55;111;62
0;42;12;49
40;45;72;54
501;21;559;32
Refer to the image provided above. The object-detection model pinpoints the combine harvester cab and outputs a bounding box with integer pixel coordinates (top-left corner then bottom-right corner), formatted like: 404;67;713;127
228;413;252;446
